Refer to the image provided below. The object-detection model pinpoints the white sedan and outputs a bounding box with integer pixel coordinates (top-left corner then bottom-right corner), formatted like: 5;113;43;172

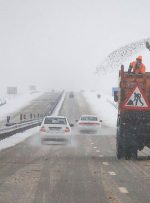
40;116;72;143
77;115;102;133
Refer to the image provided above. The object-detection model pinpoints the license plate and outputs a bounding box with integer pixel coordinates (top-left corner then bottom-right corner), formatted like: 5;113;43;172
49;127;61;131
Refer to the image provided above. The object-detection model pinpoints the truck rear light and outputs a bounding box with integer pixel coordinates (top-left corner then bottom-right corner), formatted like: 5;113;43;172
65;127;70;133
40;126;46;132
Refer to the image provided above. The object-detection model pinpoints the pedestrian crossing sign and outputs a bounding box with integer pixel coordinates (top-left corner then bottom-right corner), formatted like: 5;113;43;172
122;84;150;110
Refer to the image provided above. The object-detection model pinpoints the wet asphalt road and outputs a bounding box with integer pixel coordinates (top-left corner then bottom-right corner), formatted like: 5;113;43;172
0;93;150;203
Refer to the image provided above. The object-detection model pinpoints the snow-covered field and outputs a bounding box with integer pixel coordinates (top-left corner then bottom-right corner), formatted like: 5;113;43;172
0;92;43;120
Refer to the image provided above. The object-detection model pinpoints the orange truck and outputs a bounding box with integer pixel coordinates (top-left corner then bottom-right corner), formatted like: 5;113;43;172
115;44;150;160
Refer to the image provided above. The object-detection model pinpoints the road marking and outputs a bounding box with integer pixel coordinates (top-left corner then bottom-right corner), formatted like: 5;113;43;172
99;155;104;157
118;187;129;194
96;150;100;152
93;146;97;149
108;171;116;176
91;143;94;145
102;162;109;166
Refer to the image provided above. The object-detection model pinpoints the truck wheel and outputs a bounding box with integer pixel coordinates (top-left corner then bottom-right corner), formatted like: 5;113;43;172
125;149;131;160
116;142;123;159
117;148;122;159
116;126;123;159
132;149;138;160
125;154;131;160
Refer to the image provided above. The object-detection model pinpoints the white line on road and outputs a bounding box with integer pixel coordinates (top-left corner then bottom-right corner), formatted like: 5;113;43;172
93;147;97;149
99;155;104;157
96;150;100;152
91;143;94;145
118;187;129;194
102;162;109;166
108;171;116;176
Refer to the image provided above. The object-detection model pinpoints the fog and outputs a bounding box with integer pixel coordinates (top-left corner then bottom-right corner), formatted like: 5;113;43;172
0;0;150;93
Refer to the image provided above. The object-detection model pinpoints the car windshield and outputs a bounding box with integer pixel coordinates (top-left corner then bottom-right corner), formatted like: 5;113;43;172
44;117;67;125
80;116;98;121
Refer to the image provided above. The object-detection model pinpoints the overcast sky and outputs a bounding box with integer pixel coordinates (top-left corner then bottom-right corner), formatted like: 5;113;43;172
0;0;150;93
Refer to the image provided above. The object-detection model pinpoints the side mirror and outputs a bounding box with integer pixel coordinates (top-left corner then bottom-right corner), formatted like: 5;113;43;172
70;124;74;127
99;120;102;122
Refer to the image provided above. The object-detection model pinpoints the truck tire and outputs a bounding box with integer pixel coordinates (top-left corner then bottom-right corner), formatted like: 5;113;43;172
132;149;138;160
117;143;123;159
116;126;123;159
125;150;131;160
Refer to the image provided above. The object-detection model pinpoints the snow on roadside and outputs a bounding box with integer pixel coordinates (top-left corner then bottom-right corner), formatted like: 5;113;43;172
0;92;43;119
52;91;66;116
0;127;39;151
83;91;117;128
0;92;66;151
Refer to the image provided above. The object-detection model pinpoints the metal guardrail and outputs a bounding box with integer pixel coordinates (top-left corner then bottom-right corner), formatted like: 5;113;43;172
0;119;42;133
0;91;64;140
0;119;43;140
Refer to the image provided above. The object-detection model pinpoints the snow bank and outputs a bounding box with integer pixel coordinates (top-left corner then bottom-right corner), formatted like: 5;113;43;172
83;91;117;128
0;127;39;151
0;92;43;119
52;92;66;116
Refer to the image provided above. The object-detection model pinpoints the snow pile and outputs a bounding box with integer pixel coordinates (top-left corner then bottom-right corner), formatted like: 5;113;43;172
52;92;66;116
0;92;43;119
83;91;117;128
0;127;39;151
